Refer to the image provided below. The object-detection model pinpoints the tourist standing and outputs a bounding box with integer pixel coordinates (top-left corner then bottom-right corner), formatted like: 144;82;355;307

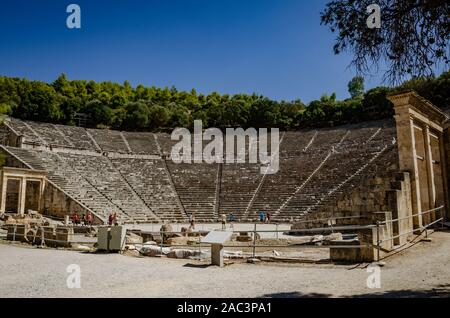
108;213;114;226
259;211;265;223
221;214;227;230
189;214;196;230
86;212;93;227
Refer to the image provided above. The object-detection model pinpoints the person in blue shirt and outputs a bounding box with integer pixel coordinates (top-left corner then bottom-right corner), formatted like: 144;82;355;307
259;211;265;223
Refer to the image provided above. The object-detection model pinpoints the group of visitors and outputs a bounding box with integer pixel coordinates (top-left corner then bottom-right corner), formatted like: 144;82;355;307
71;211;94;226
259;211;271;223
70;211;118;227
220;213;237;229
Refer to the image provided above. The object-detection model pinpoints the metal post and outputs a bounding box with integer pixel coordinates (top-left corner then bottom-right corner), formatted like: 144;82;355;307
160;231;164;254
252;223;256;259
13;225;16;242
376;221;380;262
441;208;445;230
40;226;45;248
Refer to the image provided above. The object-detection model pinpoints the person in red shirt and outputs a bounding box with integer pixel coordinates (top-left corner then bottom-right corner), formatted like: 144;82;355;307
108;213;114;226
86;212;93;226
72;212;80;225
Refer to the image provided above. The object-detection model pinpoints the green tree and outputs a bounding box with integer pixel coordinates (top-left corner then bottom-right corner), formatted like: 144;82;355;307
348;76;365;99
83;99;113;127
148;105;170;129
321;0;449;82
121;101;150;130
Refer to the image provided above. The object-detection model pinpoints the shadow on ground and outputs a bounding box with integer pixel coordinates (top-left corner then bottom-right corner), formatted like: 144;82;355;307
183;263;212;268
262;284;450;298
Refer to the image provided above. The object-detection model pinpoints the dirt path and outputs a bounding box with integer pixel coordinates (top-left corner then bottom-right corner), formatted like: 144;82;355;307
0;231;449;298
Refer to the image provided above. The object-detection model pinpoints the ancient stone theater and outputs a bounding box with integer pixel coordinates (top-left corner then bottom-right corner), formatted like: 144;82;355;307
0;92;449;252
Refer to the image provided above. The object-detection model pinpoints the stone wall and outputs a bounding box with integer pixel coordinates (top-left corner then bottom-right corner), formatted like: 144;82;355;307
42;181;102;224
292;172;395;226
292;170;414;243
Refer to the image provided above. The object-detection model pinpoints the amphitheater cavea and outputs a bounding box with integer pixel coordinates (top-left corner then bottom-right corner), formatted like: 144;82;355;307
0;91;449;264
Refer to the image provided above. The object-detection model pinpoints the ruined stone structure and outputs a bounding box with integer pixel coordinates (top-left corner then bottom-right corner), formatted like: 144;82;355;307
388;92;449;228
0;93;448;237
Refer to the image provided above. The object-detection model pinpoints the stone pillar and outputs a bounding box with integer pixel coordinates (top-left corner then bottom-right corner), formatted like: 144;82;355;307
424;126;436;210
408;118;423;229
19;177;26;216
38;179;45;212
393;104;422;229
211;243;224;267
0;173;7;213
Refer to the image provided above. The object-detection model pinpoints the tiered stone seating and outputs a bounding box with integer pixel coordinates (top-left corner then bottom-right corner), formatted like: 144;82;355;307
3;147;119;221
57;153;159;222
6;118;41;144
218;163;262;220
308;141;399;216
87;129;130;153
246;128;347;219
122;132;159;154
166;161;218;220
279;130;317;157
155;133;176;156
26;121;72;147
111;158;186;221
274;122;398;220
247;153;329;219
54;124;99;150
1;116;400;224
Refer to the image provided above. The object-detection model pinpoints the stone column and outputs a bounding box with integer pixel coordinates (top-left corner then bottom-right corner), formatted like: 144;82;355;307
19;177;26;216
424;126;436;204
409;118;424;229
424;125;436;222
0;173;7;213
38;179;45;212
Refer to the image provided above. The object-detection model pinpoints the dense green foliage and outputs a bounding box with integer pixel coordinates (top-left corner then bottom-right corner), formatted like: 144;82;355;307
321;0;449;83
0;72;449;131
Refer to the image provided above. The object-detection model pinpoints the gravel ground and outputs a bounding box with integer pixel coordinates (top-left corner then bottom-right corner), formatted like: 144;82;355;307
0;230;449;298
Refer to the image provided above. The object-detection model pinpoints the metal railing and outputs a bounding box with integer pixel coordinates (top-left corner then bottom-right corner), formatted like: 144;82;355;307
374;206;445;262
143;221;378;260
1;207;445;262
0;224;97;247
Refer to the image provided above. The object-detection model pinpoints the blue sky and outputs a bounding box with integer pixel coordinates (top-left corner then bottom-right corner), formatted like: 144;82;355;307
1;0;394;103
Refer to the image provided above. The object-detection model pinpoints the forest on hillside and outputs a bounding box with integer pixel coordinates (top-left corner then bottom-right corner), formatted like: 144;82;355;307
0;71;449;131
